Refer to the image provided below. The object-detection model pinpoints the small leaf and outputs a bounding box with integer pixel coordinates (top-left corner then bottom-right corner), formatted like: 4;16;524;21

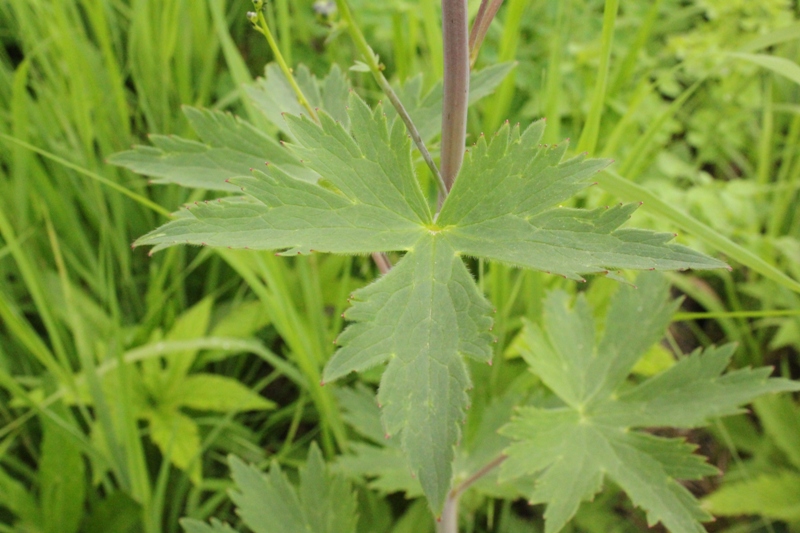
147;409;202;485
246;63;350;133
39;411;86;533
703;471;800;522
174;374;275;412
161;297;214;388
229;443;358;533
755;395;800;470
337;442;423;498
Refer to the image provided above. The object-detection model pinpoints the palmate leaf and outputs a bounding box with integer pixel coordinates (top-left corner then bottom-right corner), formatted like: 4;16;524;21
124;92;727;513
500;274;800;533
181;444;357;533
229;444;357;533
108;107;311;191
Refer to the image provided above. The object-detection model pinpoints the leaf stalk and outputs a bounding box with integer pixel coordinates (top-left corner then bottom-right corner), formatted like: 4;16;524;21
248;5;319;122
333;0;448;198
437;454;508;533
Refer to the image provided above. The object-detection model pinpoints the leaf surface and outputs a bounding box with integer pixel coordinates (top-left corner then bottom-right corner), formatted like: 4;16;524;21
120;93;730;514
500;274;800;533
324;235;493;511
437;123;727;279
229;444;357;533
174;374;275;412
109;107;305;191
703;471;800;522
135;95;430;255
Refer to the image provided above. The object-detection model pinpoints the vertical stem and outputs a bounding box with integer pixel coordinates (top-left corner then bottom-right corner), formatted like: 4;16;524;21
576;0;618;155
437;496;460;533
441;0;469;191
437;454;508;533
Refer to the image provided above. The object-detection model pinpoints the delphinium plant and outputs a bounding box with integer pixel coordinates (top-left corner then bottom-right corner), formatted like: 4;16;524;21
111;1;800;531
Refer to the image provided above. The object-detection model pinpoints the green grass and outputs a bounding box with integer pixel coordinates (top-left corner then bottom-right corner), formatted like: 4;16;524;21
0;1;799;532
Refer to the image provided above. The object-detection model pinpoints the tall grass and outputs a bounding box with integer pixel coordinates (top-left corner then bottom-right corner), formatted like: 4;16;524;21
0;0;799;531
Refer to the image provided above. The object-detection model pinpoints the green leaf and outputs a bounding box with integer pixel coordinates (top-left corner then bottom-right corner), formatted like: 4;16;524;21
229;443;358;533
39;410;86;533
729;52;800;87
82;491;142;533
124;94;728;514
174;374;275;412
246;63;351;134
324;235;493;511
147;409;202;484
337;442;423;498
703;471;800;522
0;463;39;528
754;395;800;470
437;123;727;280
500;273;800;533
108;107;305;191
135;94;430;255
161;297;214;388
390;62;517;141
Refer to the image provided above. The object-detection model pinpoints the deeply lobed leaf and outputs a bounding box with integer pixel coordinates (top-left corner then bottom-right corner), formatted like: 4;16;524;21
227;444;357;533
437;123;727;279
118;87;730;514
500;273;800;533
324;236;493;511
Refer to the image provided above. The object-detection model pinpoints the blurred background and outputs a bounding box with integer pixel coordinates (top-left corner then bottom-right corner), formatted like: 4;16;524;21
1;1;799;532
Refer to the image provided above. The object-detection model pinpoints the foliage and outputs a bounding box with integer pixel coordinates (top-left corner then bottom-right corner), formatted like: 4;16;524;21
121;80;724;512
1;0;799;532
500;273;799;533
182;444;357;533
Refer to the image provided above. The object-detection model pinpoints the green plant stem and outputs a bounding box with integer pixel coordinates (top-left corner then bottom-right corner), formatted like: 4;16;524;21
441;0;470;191
576;0;618;155
250;8;318;122
437;454;508;532
334;0;447;197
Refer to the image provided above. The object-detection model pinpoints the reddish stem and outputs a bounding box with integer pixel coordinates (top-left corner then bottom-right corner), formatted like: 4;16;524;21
440;0;470;191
